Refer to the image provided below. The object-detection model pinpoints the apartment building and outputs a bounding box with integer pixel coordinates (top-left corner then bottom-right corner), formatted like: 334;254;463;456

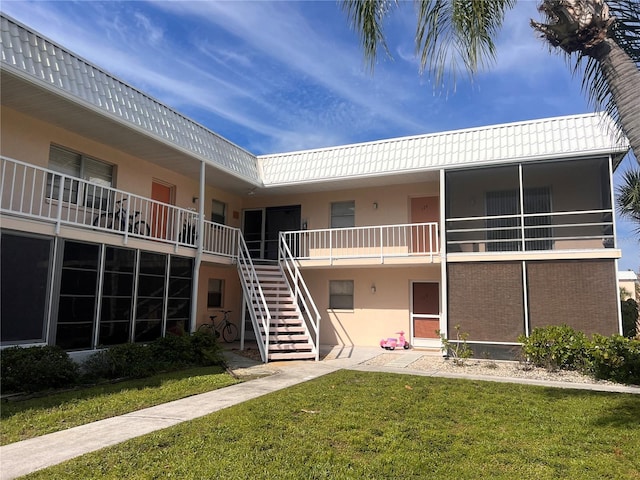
0;14;630;361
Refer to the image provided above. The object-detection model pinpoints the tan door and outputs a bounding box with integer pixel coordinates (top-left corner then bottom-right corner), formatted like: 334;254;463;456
412;282;440;343
410;196;439;253
151;181;173;239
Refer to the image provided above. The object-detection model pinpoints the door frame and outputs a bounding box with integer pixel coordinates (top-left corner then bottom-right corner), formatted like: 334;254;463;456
410;280;442;348
241;205;301;261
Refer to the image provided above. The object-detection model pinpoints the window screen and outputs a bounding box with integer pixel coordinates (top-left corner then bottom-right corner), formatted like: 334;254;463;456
47;145;114;209
207;279;224;308
211;200;226;224
329;280;354;310
331;201;355;228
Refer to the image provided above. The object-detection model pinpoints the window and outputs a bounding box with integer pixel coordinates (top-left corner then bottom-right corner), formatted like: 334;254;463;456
166;256;193;336
135;252;166;343
331;201;355;228
55;241;100;350
329;280;354;310
486;190;521;252
47;145;114;209
99;247;136;346
486;187;552;252
211;199;226;224
523;187;552;250
207;279;224;308
1;232;52;344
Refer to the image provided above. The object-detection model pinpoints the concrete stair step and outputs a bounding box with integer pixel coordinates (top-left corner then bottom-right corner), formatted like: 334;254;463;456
268;351;317;361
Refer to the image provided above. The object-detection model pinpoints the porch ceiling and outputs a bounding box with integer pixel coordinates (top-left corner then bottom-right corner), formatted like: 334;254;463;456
1;70;257;195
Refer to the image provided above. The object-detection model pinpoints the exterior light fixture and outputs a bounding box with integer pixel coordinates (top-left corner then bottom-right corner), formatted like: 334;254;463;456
371;284;376;294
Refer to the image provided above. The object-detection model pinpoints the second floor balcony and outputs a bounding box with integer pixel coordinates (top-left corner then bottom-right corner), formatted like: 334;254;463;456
1;157;239;260
2;156;442;266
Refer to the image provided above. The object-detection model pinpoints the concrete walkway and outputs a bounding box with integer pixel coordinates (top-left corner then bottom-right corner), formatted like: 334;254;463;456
1;345;638;479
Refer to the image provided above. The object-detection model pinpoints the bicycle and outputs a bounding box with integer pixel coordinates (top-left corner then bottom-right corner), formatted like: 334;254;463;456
198;310;238;343
93;199;150;236
179;208;197;243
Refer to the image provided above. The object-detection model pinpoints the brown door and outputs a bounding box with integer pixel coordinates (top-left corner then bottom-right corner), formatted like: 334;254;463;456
412;282;440;339
410;196;439;253
151;181;173;239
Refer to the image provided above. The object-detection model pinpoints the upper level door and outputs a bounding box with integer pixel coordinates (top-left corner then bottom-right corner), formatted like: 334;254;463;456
151;180;174;239
242;205;301;260
410;196;439;253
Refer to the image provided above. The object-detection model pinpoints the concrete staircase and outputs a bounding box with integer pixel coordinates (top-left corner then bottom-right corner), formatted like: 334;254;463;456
250;264;316;361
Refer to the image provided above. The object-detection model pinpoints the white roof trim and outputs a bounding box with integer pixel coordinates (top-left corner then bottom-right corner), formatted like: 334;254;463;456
258;113;629;187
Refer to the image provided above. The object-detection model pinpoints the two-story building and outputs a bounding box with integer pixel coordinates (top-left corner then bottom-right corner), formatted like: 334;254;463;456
0;14;630;362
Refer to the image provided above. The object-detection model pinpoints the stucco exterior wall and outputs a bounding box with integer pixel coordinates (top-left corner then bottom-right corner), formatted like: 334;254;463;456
196;263;243;331
1;107;244;224
242;182;440;230
300;265;441;346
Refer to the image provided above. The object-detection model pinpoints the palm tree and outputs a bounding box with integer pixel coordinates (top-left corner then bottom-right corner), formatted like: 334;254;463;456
617;168;640;235
342;0;640;160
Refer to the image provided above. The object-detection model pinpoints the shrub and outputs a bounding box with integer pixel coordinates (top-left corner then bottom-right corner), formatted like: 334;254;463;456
621;298;639;338
588;335;640;385
149;334;196;367
82;342;156;381
438;325;472;366
1;345;80;393
82;332;224;382
188;331;225;366
518;325;589;371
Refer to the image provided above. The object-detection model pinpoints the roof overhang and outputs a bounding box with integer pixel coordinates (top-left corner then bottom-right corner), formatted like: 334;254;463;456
0;67;259;194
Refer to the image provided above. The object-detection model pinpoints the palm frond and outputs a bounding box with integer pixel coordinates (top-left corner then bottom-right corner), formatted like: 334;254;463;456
567;1;640;131
415;0;516;85
616;168;640;236
341;0;398;71
609;0;640;66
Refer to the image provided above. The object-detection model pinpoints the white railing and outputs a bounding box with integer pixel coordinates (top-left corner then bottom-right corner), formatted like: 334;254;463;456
279;233;321;361
282;222;439;263
1;156;237;258
446;209;615;253
236;234;272;363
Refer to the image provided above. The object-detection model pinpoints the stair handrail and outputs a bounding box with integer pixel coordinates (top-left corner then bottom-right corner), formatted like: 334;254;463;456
279;232;321;361
236;232;271;363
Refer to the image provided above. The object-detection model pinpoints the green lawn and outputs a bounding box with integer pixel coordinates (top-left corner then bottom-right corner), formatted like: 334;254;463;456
0;366;237;445
20;370;640;479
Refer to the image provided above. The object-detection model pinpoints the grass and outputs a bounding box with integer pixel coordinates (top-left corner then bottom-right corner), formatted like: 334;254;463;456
0;365;237;445
19;370;640;479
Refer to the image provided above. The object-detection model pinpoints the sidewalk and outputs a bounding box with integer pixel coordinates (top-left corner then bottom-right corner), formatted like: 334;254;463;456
1;345;638;479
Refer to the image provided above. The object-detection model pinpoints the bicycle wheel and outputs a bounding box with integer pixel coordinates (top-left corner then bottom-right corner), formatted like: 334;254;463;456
133;221;150;236
93;213;114;229
222;322;238;343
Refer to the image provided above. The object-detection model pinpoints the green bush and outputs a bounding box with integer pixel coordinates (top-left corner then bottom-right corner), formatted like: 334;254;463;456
82;332;224;382
621;298;639;338
82;342;156;381
518;325;589;371
588;334;640;385
1;345;80;393
149;334;196;367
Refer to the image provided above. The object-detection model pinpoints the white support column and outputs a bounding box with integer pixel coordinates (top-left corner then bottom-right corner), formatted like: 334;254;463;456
522;260;530;337
609;155;624;335
189;161;206;333
439;168;448;342
518;164;525;252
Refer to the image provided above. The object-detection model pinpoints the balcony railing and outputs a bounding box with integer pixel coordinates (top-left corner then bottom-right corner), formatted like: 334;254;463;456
282;223;440;264
446;210;615;253
1;156;238;258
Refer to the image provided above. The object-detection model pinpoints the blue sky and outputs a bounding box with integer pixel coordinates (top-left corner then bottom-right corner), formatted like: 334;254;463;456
2;0;638;270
